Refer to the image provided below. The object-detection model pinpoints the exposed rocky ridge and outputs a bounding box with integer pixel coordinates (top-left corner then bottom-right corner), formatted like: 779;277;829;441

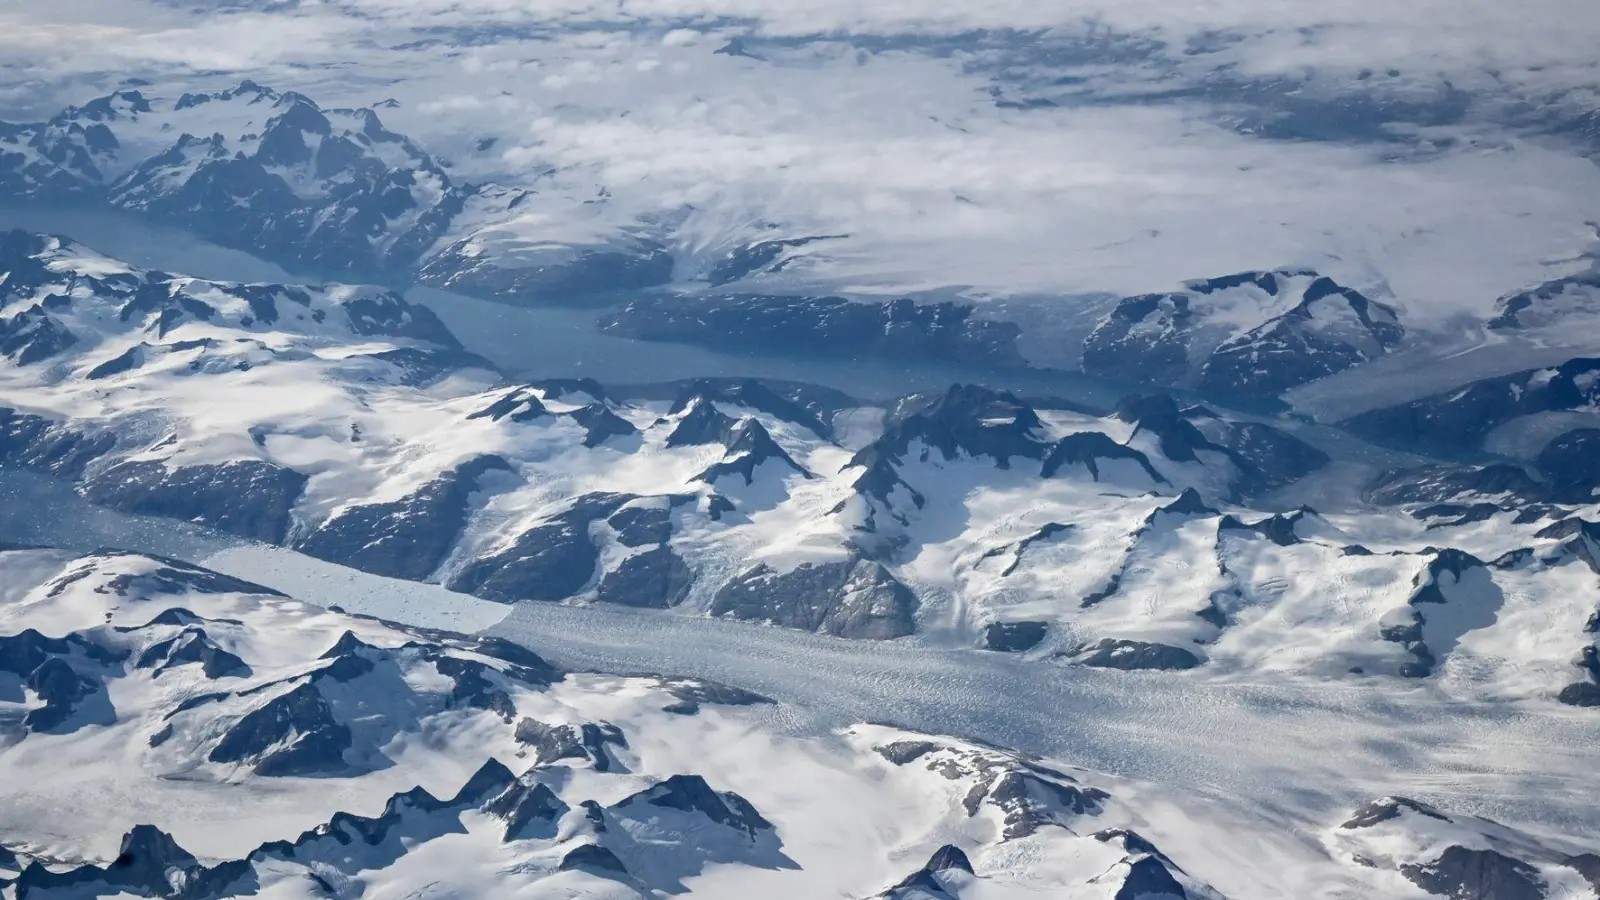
8;758;788;899
710;554;919;639
447;493;697;606
1083;269;1403;397
83;459;309;544
600;293;1027;368
1342;357;1600;457
1333;795;1600;900
294;455;515;579
1488;271;1600;331
1364;460;1598;510
695;418;811;484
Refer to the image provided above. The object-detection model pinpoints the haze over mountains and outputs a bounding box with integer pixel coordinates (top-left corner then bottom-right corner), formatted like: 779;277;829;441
2;1;1600;898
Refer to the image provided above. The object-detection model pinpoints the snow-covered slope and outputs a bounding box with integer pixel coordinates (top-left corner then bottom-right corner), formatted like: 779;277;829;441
2;544;1595;900
1342;356;1600;470
12;83;1599;411
3;233;1598;710
1081;269;1405;397
0;84;473;277
0;84;674;302
599;270;1408;399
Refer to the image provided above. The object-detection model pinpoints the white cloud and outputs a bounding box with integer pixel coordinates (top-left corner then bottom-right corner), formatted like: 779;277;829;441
0;0;1597;317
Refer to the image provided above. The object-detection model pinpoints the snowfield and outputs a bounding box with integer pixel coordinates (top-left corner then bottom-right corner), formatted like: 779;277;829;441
1;540;1598;899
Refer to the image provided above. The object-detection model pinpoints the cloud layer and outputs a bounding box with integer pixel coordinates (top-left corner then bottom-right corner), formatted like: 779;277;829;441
1;0;1598;313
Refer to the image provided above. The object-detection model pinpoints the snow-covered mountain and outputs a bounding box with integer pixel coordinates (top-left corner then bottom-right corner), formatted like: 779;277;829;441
15;84;1594;412
0;84;471;277
1341;357;1600;490
0;84;677;303
598;270;1409;399
3;233;1598;711
1081;270;1405;397
2;544;1596;900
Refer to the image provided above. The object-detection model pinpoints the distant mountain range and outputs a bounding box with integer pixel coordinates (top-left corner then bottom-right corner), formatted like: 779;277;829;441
11;85;1600;412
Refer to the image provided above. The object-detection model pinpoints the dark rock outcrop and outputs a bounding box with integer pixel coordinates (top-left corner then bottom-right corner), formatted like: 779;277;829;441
0;407;115;478
969;768;1109;839
1084;270;1401;397
595;545;694;609
23;656;102;732
514;718;628;772
0;304;77;364
696;419;809;485
1343;357;1600;456
882;844;972;898
468;388;549;423
601;294;1025;368
1559;681;1600;707
295;455;513;580
1400;846;1548;900
705;234;841;286
869;384;1047;469
666;378;839;438
1342;796;1450;829
559;842;630;875
1538;428;1600;488
1489;273;1600;331
135;628;251;679
1073;639;1201;671
665;398;739;448
448;493;635;603
606;504;675;547
82;459;308;544
208;682;352;776
1041;431;1167;482
710;555;918;639
612;774;773;838
569;403;639;447
982;621;1049;652
484;778;568;842
1365;463;1551;507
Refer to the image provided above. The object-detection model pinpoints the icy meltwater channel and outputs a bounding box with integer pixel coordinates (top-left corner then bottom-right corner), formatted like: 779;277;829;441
3;467;1596;843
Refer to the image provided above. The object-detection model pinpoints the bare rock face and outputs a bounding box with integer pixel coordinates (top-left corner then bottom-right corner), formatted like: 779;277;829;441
982;621;1049;652
208;682;352;776
1084;270;1403;398
710;555;918;639
295;455;513;580
1400;846;1548;900
596;545;695;609
82;459;308;544
1073;639;1201;671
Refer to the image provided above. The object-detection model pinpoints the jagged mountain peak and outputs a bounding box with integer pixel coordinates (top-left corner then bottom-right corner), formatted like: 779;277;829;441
1085;268;1403;396
864;382;1049;469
